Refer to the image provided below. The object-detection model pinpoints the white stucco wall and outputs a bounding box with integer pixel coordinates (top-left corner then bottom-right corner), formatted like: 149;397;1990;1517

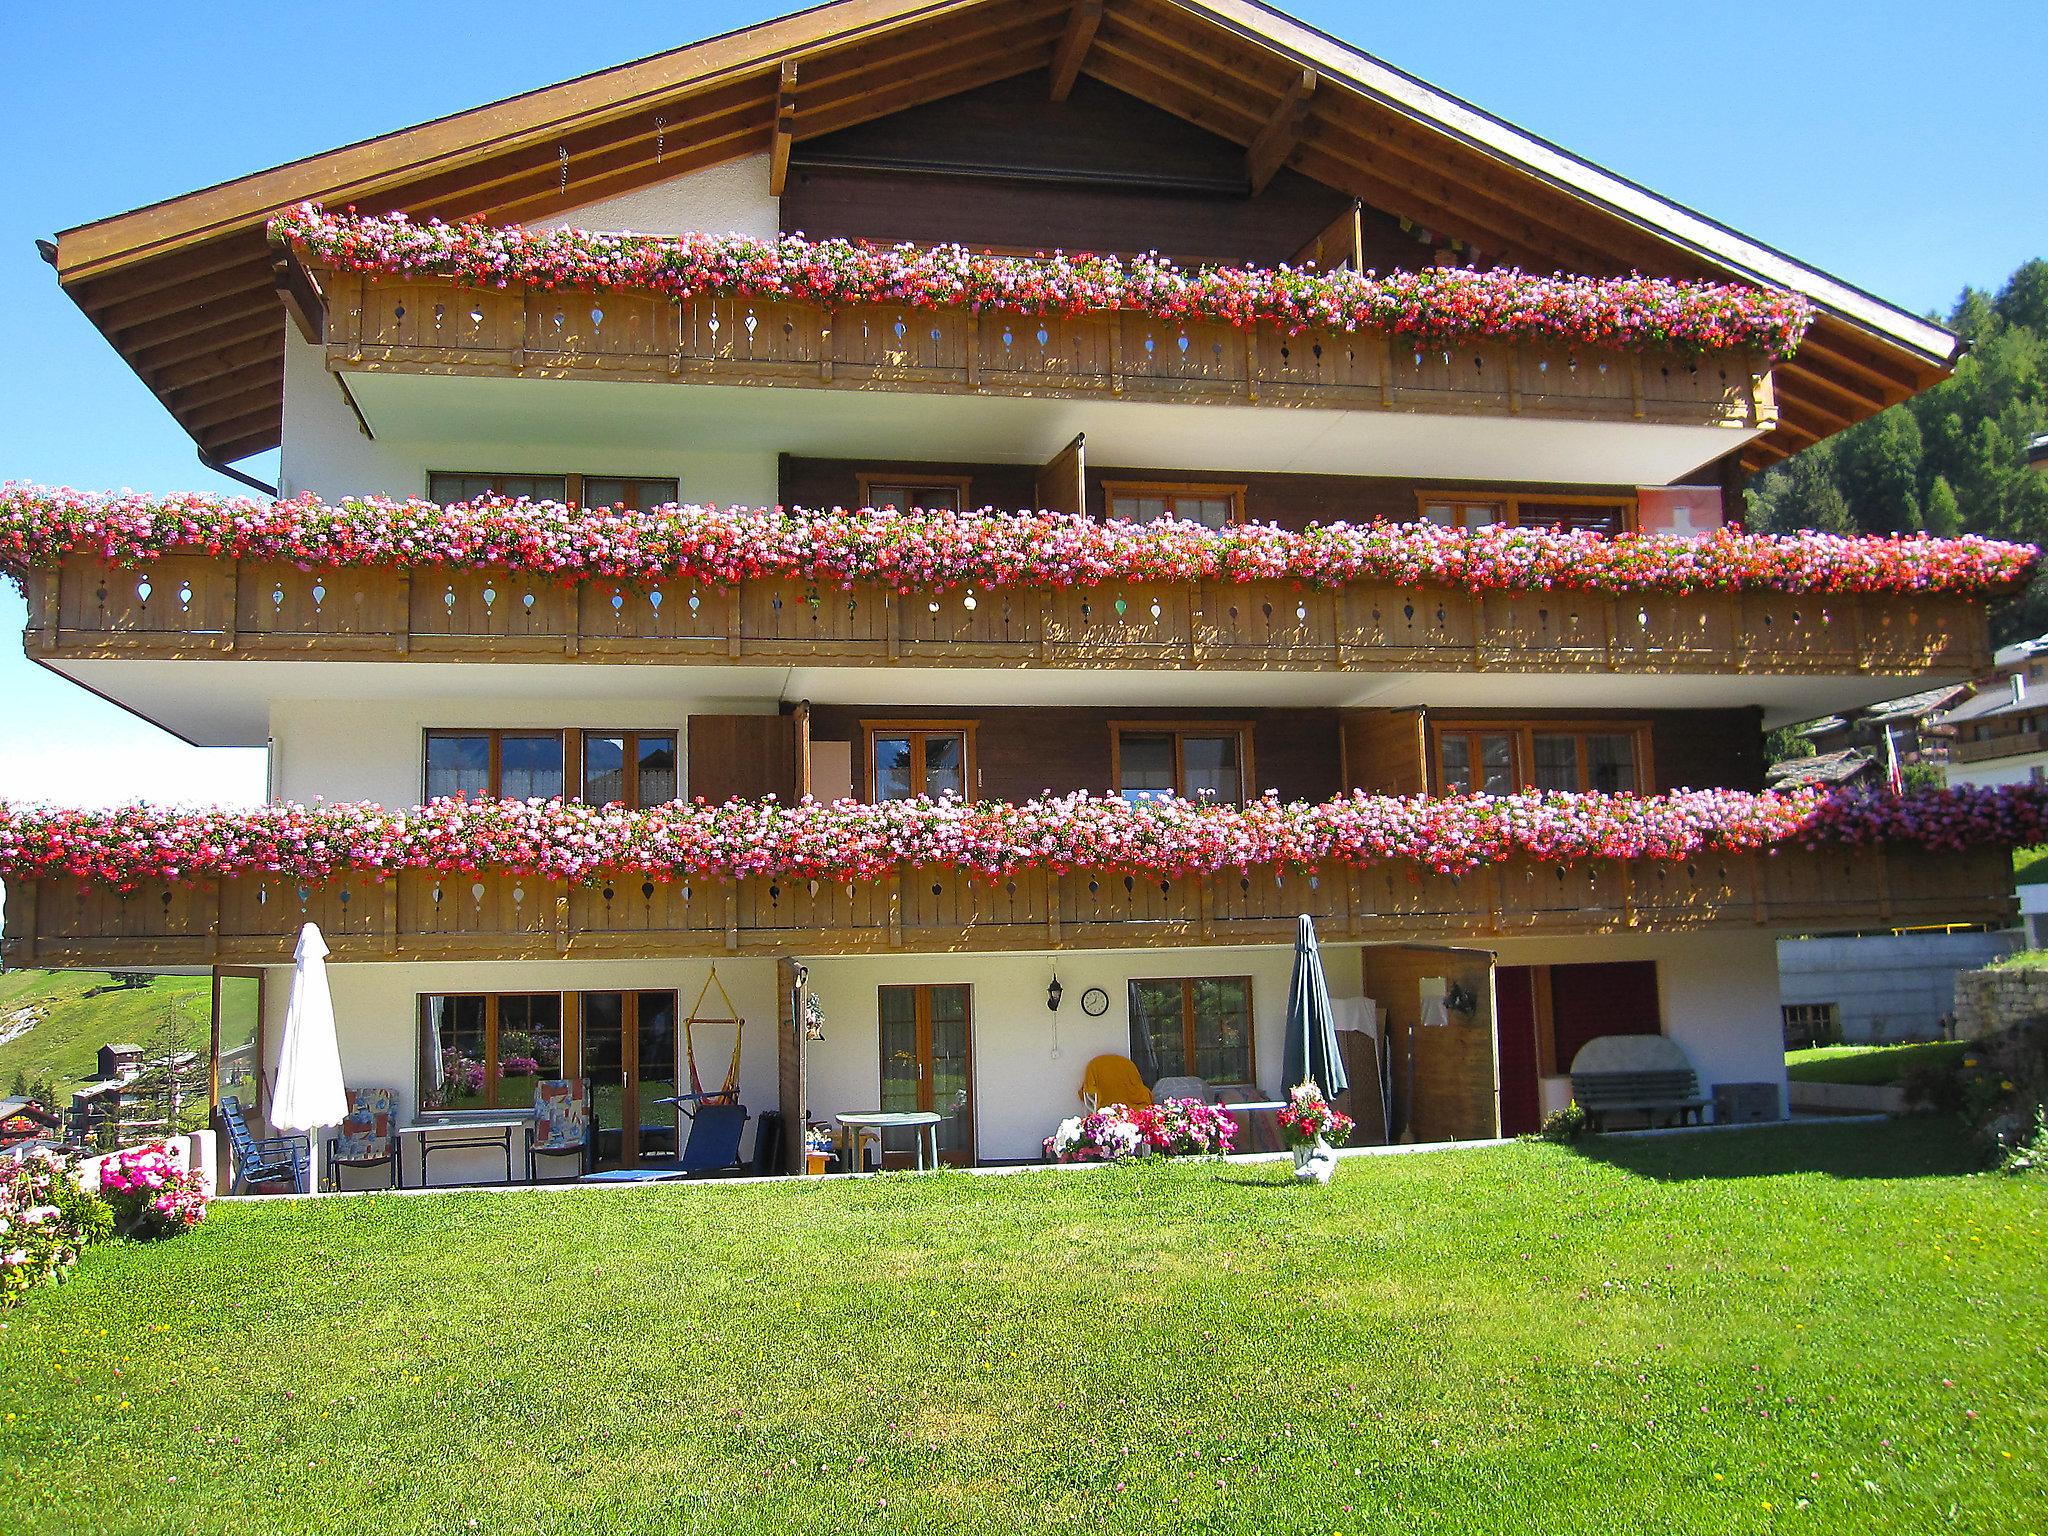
1947;753;2048;791
268;693;780;807
537;153;781;238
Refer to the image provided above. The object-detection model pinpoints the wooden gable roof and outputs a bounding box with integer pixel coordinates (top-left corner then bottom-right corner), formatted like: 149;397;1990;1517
49;0;1956;471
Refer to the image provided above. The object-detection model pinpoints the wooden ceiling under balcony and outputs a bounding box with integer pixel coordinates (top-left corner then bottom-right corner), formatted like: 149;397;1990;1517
50;0;1953;472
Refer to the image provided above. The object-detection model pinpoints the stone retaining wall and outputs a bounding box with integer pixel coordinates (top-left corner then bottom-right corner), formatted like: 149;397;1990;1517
1954;964;2048;1040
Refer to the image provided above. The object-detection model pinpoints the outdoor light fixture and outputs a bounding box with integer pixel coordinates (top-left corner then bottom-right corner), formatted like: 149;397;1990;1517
1047;975;1064;1012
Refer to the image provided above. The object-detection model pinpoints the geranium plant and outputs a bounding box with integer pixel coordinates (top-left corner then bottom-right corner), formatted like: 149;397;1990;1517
1;1152;111;1306
1;784;2044;893
97;1144;208;1239
272;205;1815;358
1276;1082;1355;1151
1044;1100;1238;1162
2;484;2034;599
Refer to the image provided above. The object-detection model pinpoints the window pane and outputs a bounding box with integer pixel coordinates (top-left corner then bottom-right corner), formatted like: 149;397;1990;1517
1129;981;1187;1082
422;996;489;1111
584;735;627;806
1440;735;1473;793
1183;498;1232;530
1121;496;1169;523
1531;734;1581;793
1190;977;1251;1083
1476;734;1514;795
1119;733;1176;801
429;474;495;504
495;995;563;1106
1584;733;1638;793
581;992;627;1162
872;736;915;801
869;483;959;512
922;734;966;798
502;475;569;503
583;477;678;511
1528;502;1621;534
1421;502;1458;527
425;734;491;800
500;734;565;800
1180;734;1240;802
1461;502;1502;529
636;735;678;806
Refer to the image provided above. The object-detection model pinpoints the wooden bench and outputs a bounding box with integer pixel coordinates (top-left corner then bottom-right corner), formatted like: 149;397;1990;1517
1568;1035;1709;1131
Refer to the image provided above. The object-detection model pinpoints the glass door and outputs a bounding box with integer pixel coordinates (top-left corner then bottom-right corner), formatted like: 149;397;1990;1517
877;984;975;1166
582;990;680;1168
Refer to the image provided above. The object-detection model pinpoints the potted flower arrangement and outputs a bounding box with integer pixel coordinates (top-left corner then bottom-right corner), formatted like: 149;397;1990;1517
1277;1082;1355;1184
1043;1099;1238;1162
96;1143;208;1239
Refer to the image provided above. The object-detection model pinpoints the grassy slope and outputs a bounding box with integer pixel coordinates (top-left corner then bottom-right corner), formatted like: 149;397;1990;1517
0;971;257;1101
1784;1041;1968;1085
2;1119;2043;1536
2013;845;2048;885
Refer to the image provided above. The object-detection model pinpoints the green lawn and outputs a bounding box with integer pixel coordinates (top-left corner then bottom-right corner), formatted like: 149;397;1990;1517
1785;1041;1969;1085
2013;845;2048;885
0;970;258;1102
2;1120;2042;1535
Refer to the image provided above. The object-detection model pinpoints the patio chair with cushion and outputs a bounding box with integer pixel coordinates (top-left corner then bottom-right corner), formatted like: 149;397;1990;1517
218;1095;311;1195
326;1086;400;1190
1149;1075;1211;1104
528;1078;594;1182
1079;1053;1151;1111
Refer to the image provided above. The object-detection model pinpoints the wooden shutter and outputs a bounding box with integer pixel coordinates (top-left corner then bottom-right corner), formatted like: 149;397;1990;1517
686;714;797;803
1339;708;1428;794
1033;432;1085;516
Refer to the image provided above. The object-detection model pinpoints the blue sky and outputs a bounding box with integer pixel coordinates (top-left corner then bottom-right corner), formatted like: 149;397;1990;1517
2;0;2042;807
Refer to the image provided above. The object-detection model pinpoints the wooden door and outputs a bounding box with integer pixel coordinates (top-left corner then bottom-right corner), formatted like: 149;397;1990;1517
877;984;975;1165
1494;966;1543;1137
583;990;680;1167
1362;944;1499;1143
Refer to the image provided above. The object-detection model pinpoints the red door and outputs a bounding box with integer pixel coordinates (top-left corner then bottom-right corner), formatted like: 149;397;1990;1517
1494;966;1543;1136
1550;961;1661;1074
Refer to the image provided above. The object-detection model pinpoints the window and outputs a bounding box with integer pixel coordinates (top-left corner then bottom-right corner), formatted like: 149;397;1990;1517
1414;492;1634;535
856;473;971;513
582;732;679;807
1780;1002;1840;1049
1130;976;1254;1083
1113;723;1249;803
420;993;565;1111
427;472;678;509
424;729;678;806
864;722;974;801
1433;722;1648;795
1105;481;1244;531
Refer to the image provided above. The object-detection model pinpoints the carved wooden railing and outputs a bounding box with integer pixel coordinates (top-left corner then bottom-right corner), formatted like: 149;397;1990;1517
23;555;1992;677
311;265;1777;430
3;845;2014;969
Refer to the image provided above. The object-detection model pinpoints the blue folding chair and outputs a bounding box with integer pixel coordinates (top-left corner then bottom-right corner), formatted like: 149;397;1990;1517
219;1095;311;1194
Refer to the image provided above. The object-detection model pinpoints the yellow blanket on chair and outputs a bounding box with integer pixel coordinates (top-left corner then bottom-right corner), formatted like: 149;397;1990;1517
1079;1053;1152;1109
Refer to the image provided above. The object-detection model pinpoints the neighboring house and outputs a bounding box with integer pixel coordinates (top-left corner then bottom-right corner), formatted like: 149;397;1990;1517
6;0;2015;1169
1937;635;2048;788
1778;930;2020;1045
95;1043;142;1081
0;1098;63;1149
1766;750;1881;791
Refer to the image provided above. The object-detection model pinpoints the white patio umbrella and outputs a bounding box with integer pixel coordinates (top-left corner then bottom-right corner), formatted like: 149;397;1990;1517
270;923;347;1191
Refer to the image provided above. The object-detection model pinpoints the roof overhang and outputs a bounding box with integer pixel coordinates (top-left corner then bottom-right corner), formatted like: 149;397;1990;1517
49;0;1956;468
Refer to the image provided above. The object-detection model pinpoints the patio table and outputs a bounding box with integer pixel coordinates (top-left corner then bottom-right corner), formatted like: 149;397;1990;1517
835;1110;943;1172
398;1117;528;1187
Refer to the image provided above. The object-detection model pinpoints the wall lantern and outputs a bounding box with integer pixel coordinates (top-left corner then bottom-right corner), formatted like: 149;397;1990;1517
1046;975;1064;1013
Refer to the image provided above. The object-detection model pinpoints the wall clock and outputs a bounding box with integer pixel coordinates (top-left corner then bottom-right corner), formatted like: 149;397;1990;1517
1080;986;1110;1017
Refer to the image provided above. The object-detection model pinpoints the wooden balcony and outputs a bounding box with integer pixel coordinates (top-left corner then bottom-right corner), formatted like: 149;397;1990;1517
312;265;1777;431
3;844;2014;971
22;555;1992;678
1951;729;2048;765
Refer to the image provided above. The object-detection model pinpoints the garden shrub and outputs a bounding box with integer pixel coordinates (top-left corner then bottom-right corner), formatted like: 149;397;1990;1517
1;1153;111;1307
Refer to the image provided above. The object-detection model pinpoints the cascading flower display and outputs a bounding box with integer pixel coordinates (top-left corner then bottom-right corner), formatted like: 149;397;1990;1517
2;485;2034;599
1;785;2043;892
96;1145;208;1239
1043;1100;1237;1163
271;205;1815;359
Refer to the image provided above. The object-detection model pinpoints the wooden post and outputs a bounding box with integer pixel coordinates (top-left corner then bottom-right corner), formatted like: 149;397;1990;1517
769;60;797;196
222;559;240;652
208;967;223;1111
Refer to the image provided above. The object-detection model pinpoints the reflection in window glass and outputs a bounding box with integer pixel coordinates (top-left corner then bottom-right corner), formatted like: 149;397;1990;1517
1180;735;1240;802
421;996;488;1111
425;734;491;800
499;734;565;800
1532;734;1580;793
1441;733;1514;795
584;735;627;806
1130;979;1187;1079
636;735;678;805
867;483;962;512
1118;734;1176;802
582;477;678;510
922;734;965;798
1190;977;1252;1083
872;736;915;801
428;473;569;504
1583;733;1637;793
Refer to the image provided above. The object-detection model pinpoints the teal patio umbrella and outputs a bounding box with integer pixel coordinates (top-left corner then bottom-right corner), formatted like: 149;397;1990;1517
1282;913;1348;1098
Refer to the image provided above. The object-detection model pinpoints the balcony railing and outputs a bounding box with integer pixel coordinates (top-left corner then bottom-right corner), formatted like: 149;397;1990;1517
1951;730;2048;765
3;844;2014;970
24;555;1991;677
312;264;1777;431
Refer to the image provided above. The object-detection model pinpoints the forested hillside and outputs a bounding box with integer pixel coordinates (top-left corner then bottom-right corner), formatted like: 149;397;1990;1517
1748;260;2048;640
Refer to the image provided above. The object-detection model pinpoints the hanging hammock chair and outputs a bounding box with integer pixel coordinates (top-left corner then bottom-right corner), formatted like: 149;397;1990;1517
675;966;745;1109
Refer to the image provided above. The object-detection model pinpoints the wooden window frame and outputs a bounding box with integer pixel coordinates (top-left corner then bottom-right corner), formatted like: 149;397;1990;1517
1413;490;1638;533
422;728;679;806
1103;480;1247;527
426;472;679;509
855;472;974;512
417;991;572;1115
1427;719;1654;795
860;719;978;801
1109;721;1255;804
1129;975;1256;1083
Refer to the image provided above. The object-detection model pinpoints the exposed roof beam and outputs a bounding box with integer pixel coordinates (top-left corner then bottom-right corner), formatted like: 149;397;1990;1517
1049;0;1103;100
1246;66;1316;192
271;249;324;345
770;60;798;195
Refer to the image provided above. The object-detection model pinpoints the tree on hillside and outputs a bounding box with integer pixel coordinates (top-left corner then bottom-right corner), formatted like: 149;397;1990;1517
1748;257;2048;640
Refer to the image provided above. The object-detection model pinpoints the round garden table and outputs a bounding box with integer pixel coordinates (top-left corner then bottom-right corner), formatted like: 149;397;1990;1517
835;1110;943;1172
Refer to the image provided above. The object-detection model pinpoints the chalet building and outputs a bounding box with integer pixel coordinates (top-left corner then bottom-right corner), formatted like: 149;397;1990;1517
1940;635;2048;789
8;0;2022;1176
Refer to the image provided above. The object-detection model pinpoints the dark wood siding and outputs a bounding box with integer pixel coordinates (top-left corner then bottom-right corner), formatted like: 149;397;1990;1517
804;705;1343;803
686;714;798;803
783;74;1370;269
1340;709;1427;795
1424;708;1767;793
